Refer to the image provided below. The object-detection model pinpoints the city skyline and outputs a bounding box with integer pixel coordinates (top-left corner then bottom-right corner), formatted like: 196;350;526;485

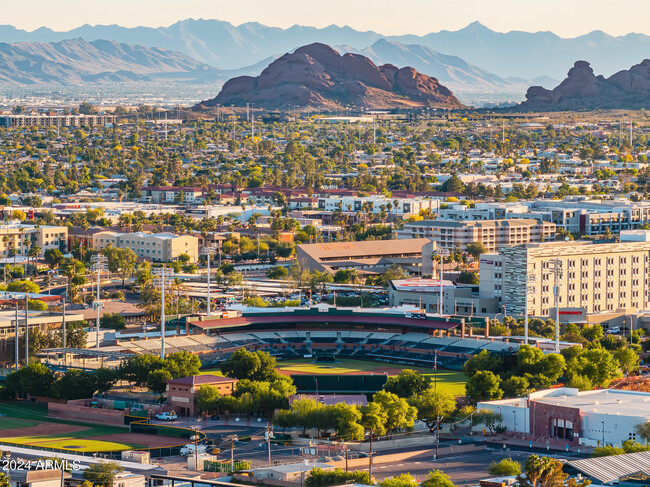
2;0;650;38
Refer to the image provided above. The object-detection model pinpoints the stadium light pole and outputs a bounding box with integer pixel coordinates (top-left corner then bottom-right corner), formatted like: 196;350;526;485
548;258;563;353
433;248;449;316
153;267;174;359
90;254;108;349
524;274;536;346
201;247;218;316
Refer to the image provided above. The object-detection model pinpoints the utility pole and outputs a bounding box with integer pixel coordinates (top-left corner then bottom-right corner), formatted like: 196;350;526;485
548;258;563;353
524;274;536;346
153;267;174;359
345;448;349;472
434;248;449;316
90;254;107;349
266;422;273;467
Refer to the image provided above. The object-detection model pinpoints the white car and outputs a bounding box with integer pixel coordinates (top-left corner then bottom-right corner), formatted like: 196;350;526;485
156;412;178;421
606;326;621;335
180;444;207;456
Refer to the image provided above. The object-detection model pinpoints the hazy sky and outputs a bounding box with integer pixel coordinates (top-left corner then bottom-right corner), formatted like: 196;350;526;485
3;0;650;37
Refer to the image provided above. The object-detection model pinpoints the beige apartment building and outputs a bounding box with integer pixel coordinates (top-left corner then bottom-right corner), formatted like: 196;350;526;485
0;224;67;259
398;219;556;252
484;240;650;319
92;231;198;262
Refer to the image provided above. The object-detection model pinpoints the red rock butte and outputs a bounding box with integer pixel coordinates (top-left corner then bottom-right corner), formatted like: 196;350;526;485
194;42;464;110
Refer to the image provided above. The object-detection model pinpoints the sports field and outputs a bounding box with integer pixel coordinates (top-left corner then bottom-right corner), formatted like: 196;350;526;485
0;403;185;452
202;358;467;396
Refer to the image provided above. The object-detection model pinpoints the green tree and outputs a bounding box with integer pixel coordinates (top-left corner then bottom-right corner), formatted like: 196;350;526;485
332;403;364;441
6;279;40;293
163;350;201;378
613;348;639;374
463;350;503;377
466;371;502;402
220;348;279;381
66;322;87;349
379;473;418;487
147;368;173;394
372;390;418;433
104;246;137;287
82;462;124;487
44;249;65;268
195;384;221;414
472;409;503;435
501;376;530;398
488;458;522;476
383;369;430;398
420;470;456;487
409;388;456;431
305;468;372;487
100;313;126;331
466;241;488;261
4;363;56;398
0;473;9;487
635;421;650;445
119;354;164;386
361;401;388;437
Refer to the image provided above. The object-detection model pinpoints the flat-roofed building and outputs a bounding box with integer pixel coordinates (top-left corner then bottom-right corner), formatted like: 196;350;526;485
166;375;238;416
477;387;650;448
0;114;115;127
398;219;556;252
92;231;198;262
0;224;67;259
296;238;430;275
482;240;650;319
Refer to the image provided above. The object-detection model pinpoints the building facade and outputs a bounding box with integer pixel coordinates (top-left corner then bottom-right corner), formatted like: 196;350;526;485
0;224;67;259
0;114;115;127
481;240;650;319
398;219;556;252
166;375;238;416
92;231;198;262
477;387;650;448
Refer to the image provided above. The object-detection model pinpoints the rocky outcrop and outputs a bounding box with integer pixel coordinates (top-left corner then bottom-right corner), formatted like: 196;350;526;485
195;43;464;110
521;60;650;110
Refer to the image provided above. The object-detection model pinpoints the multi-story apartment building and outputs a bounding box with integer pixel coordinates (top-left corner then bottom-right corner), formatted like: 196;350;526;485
398;219;556;252
141;186;204;204
0;114;115;127
481;238;650;320
92;231;198;262
0;224;67;259
316;195;439;217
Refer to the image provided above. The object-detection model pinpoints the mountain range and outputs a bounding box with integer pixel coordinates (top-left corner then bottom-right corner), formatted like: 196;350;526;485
1;19;649;81
0;38;268;85
197;43;463;110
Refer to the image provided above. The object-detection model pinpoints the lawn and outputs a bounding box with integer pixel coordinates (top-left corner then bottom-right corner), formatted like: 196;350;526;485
0;403;140;452
201;358;467;396
0;435;140;452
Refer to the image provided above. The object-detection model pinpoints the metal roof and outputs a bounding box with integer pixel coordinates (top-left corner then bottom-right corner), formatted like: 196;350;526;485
567;451;650;484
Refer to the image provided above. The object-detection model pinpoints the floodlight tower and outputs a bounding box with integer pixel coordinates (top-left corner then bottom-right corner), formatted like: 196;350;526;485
90;254;108;349
201;247;218;316
153;267;174;359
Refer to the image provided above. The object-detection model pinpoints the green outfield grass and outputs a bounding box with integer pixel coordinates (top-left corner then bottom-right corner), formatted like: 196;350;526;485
0;435;140;452
0;403;140;452
201;358;467;396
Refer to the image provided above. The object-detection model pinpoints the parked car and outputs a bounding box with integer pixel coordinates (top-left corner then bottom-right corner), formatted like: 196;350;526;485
155;412;178;421
180;444;207;456
606;326;621;335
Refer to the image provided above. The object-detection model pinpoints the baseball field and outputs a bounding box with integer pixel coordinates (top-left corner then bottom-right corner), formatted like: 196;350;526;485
201;358;467;396
0;403;186;452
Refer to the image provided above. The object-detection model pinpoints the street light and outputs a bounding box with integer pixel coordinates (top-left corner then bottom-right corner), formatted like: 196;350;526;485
90;254;108;349
153;267;174;359
201;247;218;317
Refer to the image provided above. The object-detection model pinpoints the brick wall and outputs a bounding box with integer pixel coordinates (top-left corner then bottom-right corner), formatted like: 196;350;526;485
530;400;580;445
48;402;126;426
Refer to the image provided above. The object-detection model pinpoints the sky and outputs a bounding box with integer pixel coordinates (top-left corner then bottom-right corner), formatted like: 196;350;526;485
2;0;650;37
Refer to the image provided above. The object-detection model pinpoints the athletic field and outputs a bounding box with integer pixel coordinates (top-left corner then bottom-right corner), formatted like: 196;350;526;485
0;403;185;452
202;358;467;396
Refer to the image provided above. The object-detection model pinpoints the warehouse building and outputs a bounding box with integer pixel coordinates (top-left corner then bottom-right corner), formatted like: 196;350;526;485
477;387;650;448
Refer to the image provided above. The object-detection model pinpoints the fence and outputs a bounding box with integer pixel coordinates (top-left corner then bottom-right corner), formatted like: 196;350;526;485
204;460;251;473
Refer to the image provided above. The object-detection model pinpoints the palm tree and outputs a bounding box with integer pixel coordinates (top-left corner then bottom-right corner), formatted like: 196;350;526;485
636;421;650;445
